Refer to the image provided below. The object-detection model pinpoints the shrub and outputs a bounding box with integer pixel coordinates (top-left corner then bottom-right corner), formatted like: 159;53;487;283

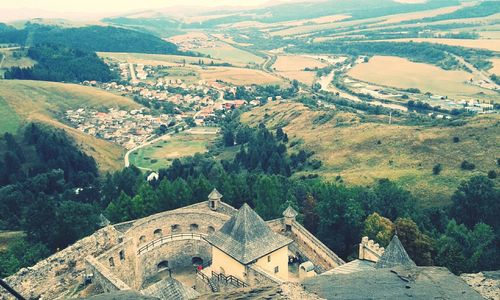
461;160;475;170
433;164;442;175
452;137;460;143
487;170;497;179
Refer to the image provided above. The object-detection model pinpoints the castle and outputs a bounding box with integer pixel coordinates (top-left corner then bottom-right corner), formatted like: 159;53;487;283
1;189;489;299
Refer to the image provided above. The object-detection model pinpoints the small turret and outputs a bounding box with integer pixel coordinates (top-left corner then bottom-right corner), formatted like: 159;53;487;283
208;188;223;211
282;205;298;230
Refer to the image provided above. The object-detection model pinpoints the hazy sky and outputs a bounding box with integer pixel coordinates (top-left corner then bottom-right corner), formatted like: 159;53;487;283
0;0;286;22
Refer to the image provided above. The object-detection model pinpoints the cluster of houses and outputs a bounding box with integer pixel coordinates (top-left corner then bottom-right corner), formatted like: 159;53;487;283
65;108;178;149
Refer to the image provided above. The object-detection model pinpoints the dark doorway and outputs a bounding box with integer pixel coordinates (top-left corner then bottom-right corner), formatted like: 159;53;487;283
192;257;203;266
157;260;169;270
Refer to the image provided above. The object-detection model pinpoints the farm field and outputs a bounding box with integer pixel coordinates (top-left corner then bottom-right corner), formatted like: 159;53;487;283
0;80;141;171
491;58;500;75
273;55;326;84
129;131;217;171
241;101;500;207
348;56;495;100
0;48;36;69
0;96;21;134
197;66;284;85
194;43;265;66
375;38;500;52
97;52;227;66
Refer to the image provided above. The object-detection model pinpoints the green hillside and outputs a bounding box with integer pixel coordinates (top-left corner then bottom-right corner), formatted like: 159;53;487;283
241;101;500;207
0;80;142;171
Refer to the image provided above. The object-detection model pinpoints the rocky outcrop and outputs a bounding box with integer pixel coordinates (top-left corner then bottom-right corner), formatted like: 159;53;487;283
461;271;500;300
1;226;121;300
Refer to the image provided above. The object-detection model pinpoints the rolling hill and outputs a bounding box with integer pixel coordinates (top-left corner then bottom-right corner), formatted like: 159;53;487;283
241;101;500;207
0;80;142;171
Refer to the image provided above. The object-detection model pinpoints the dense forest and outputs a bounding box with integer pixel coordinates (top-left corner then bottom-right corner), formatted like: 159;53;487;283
4;43;115;82
290;41;494;70
0;124;101;277
413;1;500;23
0;113;498;278
0;24;181;55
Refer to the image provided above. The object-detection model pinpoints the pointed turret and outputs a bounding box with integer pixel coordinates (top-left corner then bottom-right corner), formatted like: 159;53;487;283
375;235;416;269
208;188;222;211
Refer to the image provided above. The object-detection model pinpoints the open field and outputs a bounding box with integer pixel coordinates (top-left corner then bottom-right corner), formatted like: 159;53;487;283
375;38;500;52
241;101;500;207
0;96;21;134
379;2;474;25
129;131;217;170
273;55;327;85
197;66;284;85
348;56;495;99
194;43;265;66
97;52;227;66
0;231;25;252
491;58;500;75
0;48;36;69
0;80;142;171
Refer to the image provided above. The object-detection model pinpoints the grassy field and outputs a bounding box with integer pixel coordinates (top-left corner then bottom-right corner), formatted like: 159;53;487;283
241;101;500;207
348;56;496;99
273;55;327;85
97;52;227;66
0;231;25;252
198;66;284;86
129;131;217;170
0;80;142;171
0;48;36;69
376;38;500;52
195;43;265;66
490;58;500;75
0;96;21;134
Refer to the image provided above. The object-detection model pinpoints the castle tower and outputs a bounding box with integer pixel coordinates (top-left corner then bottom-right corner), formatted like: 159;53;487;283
208;188;222;211
282;204;298;231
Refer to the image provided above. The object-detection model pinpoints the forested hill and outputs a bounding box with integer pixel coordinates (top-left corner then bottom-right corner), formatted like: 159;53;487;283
0;24;181;55
4;43;116;82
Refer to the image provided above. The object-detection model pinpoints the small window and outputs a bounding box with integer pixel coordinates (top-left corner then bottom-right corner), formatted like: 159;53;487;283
207;226;215;234
267;255;271;263
109;257;115;267
210;201;215;209
171;224;180;233
274;266;279;273
154;228;163;238
139;235;146;245
285;224;292;232
119;250;125;261
190;224;199;231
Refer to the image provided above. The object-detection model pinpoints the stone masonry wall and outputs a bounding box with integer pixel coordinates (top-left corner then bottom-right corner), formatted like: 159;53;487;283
1;226;121;300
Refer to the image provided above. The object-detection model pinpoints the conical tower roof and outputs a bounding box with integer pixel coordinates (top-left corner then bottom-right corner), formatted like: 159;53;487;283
208;188;223;200
205;203;292;264
283;205;298;218
375;235;416;269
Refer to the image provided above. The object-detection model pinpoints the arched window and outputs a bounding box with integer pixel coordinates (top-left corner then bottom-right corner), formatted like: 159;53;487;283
207;226;215;234
139;235;146;245
119;250;125;261
154;228;163;238
190;224;199;231
109;257;115;267
171;224;180;233
157;260;169;270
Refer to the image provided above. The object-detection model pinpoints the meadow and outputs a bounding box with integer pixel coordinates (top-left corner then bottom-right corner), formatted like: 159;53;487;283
348;56;495;99
491;58;500;75
129;131;217;171
0;231;25;252
97;52;227;66
197;66;284;85
241;101;500;207
194;43;265;66
0;80;141;171
273;55;327;85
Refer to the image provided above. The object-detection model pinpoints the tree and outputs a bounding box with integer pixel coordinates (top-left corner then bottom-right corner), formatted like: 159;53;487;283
223;129;235;147
363;212;394;247
373;179;416;221
432;163;442;175
450;176;499;232
303;194;319;234
395;218;433;266
54;201;99;249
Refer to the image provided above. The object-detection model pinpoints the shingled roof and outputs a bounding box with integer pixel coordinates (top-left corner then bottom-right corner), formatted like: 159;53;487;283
205;203;292;264
208;188;223;200
375;235;416;269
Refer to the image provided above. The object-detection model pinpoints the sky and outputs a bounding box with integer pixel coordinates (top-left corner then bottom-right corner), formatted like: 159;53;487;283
0;0;289;22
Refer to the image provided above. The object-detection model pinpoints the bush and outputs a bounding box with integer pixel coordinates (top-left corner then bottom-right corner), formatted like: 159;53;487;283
452;137;460;143
487;170;497;179
433;164;442;175
461;160;475;170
